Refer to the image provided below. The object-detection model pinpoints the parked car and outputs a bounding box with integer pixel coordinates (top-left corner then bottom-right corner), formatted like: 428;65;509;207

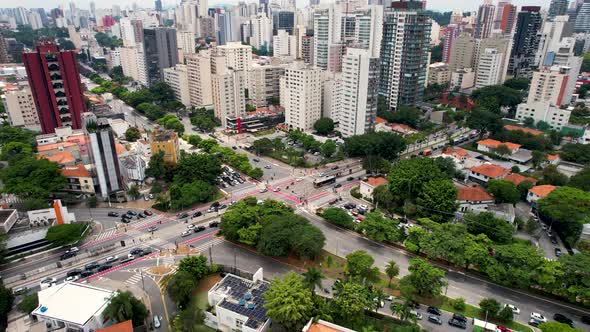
60;251;76;260
40;277;57;288
550;236;558;245
147;226;158;232
153;315;161;328
264;165;272;169
581;315;590;325
97;265;112;272
529;319;542;327
130;248;143;256
66;246;79;254
127;210;137;216
177;212;189;219
504;304;520;315
448;318;467;329
530;312;547;323
428;315;443;325
334;183;342;188
107;212;119;217
187;224;195;230
427;306;442;316
555;248;562;257
259;188;268;193
144;210;153;216
253;158;260;162
410;310;422;320
209;221;220;228
65;275;79;282
553;313;574;326
181;230;192;237
85;262;100;270
138;213;145;218
194;225;206;232
193;211;202;218
218;204;228;210
452;313;467;323
105;256;119;264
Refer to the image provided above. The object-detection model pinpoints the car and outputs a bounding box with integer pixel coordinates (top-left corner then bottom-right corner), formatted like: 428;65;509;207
13;287;28;295
67;246;79;253
253;158;260;162
385;296;394;301
97;264;112;272
347;176;354;181
211;202;220;208
448;318;467;329
334;183;342;188
194;225;206;232
229;200;236;206
497;326;509;332
328;198;339;205
553;313;574;326
218;204;228;210
147;226;158;232
359;204;369;211
331;166;339;170
40;277;57;288
259;188;268;193
193;211;202;218
127;210;137;216
504;304;520;315
121;217;131;223
149;194;154;199
177;212;189;219
529;319;542;327
85;262;100;270
65;275;79;282
343;203;356;210
153;315;161;328
141;248;153;256
138;213;145;218
181;230;192;237
60;251;76;260
428;315;443;325
410;310;422;320
555;248;562;257
530;312;547;323
272;187;281;192
144;210;153;216
581;315;590;325
209;221;220;228
105;256;119;263
67;269;82;277
107;212;119;217
427;306;442;316
550;236;558;245
264;165;272;169
130;248;143;256
144;195;150;201
232;146;237;150
452;313;467;323
187;224;195;230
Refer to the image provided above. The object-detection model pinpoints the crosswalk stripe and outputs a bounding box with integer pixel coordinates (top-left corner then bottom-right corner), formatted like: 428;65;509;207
192;238;224;252
96;229;116;241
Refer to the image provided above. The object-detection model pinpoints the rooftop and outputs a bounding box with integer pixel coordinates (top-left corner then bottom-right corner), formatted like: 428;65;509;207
40;150;75;164
529;185;557;198
457;186;494;202
503;125;543;136
503;173;538;185
151;128;177;142
0;209;17;225
477;139;521;151
61;164;91;178
443;147;471;159
212;274;270;330
303;319;357;332
97;320;133;332
32;282;115;327
470;164;511;179
365;177;388;187
37;141;78;152
547;154;560;161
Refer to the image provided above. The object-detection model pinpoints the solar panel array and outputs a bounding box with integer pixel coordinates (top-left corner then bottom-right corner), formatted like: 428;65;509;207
217;275;270;330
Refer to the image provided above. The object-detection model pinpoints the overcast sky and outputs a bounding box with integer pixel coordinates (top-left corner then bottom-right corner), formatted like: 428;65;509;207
17;0;548;13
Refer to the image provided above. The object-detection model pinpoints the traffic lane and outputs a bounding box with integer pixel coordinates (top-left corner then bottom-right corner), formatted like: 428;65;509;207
71;207;149;224
248;154;291;182
298;209;590;327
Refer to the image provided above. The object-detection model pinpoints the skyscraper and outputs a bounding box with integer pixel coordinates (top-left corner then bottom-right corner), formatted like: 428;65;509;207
143;28;179;86
0;34;10;63
380;1;431;111
186;52;213;107
442;24;459;63
280;62;322;131
574;0;590;33
22;40;87;134
155;0;163;11
508;6;542;77
498;3;517;34
273;11;295;35
549;0;569;19
474;1;495;39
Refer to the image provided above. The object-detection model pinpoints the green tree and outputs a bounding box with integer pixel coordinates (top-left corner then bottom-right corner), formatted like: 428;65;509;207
390;301;413;322
568;165;590;191
467;108;503;137
400;258;446;298
388;157;452;205
532;150;547;169
478;297;501;318
320;140;337;158
0;156;66;198
0;126;36;146
497;305;514;323
0;141;33;163
167;271;196;306
493;144;512;157
538;186;590;245
465;212;513;244
334;282;371;324
313;117;335;135
157;114;185;135
145;152;167;180
177;255;209;280
344;132;406;161
247;167;264;179
302;267;323;293
416;179;457;222
541;165;568;186
319;208;355;229
171;299;205;332
264;272;315;330
175;153;221;184
127;185;140;199
125;127;141;141
17;292;38;313
430;43;443;62
252;138;274;155
471;85;523;112
345;250;379;283
582;52;590;73
538;322;584;332
0;284;14;327
357;212;402;242
103;291;148;327
45;223;87;246
487;179;520;204
385;260;400;287
503;77;530;91
560;143;590;164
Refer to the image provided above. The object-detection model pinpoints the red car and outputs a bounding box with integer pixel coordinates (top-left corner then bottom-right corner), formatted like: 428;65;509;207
497;326;510;332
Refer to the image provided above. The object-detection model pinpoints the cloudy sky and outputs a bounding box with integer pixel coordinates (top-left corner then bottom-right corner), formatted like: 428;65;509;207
18;0;548;13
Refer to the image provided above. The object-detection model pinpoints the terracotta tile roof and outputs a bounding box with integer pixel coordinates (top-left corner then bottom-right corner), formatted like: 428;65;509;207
443;147;471;159
547;154;560;161
37;141;77;152
390;123;414;131
307;323;345;332
529;185;556;198
503;173;538;185
61;164;91;178
366;177;388;187
40;150;75;164
470;164;510;179
457;186;494;202
504;125;543;136
376;117;387;124
477;139;521;151
115;143;127;155
97;320;133;332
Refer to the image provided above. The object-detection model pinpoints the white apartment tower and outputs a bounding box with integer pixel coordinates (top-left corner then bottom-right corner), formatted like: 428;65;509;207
249;15;272;50
177;30;196;55
215;42;253;89
212;65;246;128
250;63;287;107
354;5;384;58
163;64;191;107
273;29;297;59
337;48;380;137
475;48;505;88
280;62;323;131
2;87;41;132
313;5;341;70
186;52;214;108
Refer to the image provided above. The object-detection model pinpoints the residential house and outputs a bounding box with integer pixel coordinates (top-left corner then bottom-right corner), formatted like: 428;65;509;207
120;154;146;184
477;139;521;154
457;186;495;212
503;173;538;186
61;164;95;194
359;177;388;199
40;150;76;166
442;147;471;163
546;154;561;165
527;184;556;204
302;319;356;332
469;164;511;183
390;123;418;136
503;125;543;136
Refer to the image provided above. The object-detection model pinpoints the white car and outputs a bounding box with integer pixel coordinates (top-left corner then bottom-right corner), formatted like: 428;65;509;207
153;315;161;328
105;256;119;264
40;277;57;288
181;230;192;237
410;310;423;320
359;204;369;211
67;246;79;253
65;275;79;282
505;304;520;315
385;295;394;301
272;187;281;192
530;312;547;323
187;224;195;230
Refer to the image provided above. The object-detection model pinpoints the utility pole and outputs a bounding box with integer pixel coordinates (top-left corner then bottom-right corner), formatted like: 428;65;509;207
140;269;145;291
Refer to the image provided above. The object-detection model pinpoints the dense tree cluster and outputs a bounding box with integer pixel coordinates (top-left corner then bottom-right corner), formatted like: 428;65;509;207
103;291;148;327
1;26;68;47
343;132;406;161
560;143;590;164
538;186;590;245
94;32;123;49
45;223;88;246
313;117;335;135
189;107;220;132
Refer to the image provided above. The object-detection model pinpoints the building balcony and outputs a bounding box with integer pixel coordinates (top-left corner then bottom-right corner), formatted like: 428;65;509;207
50;73;62;80
48;64;60;71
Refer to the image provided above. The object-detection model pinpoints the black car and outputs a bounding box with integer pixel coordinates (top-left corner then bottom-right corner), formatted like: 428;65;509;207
553;313;574;326
67;269;82;277
427;306;442;316
211;201;220;208
209;221;220;228
194;225;206;233
193;211;202;218
581;315;590;325
121;217;131;223
127;210;137;216
97;265;112;272
141;248;153;256
80;270;94;278
107;212;119;217
218;204;228;210
144;210;153;216
130;248;144;256
448;318;467;329
178;212;189;219
85;262;100;270
138;213;145;218
60;251;76;260
550;236;558;245
347;177;354;181
334;183;342;188
453;313;467;323
428;315;443;325
331;166;339;170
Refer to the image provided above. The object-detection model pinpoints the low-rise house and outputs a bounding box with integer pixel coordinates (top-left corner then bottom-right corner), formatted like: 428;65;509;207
359;177;388;199
527;184;556;204
546;154;561;165
302;319;356;332
390;123;418;136
503;173;538;186
442;147;471;163
457;186;494;212
61;164;95;194
39;150;76;166
120;154;147;184
503;125;543;136
487;203;516;223
0;209;18;233
468;164;511;183
477;139;521;154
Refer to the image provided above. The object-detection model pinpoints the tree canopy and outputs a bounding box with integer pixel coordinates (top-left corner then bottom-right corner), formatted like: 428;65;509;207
344;132;406;161
487;179;520;204
264;272;315;330
313;118;335;135
464;212;513;244
103;291;148;327
400;258;446;298
560;143;590;164
538;186;590;245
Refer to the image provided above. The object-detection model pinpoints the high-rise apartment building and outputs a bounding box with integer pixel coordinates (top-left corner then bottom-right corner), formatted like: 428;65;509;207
212;68;246;128
273;11;295;35
336;48;379;137
302;34;314;64
250;62;287;107
536;16;571;67
177;30;196;55
474;1;495;39
526;66;574;106
273;30;297;59
354;5;384;58
475;48;505;88
120;18;144;47
574;0;590;33
215;42;253;89
549;0;569;19
475;36;511;84
442;25;459;63
427;62;451;86
313;5;341;70
379;1;431;111
498;3;517;34
0;34;10;63
508;6;542;77
2;87;41;132
280;62;322;131
119;46;148;86
249;15;272;50
163;64;191;107
186;52;213;108
143;27;179;86
22;40;87;134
